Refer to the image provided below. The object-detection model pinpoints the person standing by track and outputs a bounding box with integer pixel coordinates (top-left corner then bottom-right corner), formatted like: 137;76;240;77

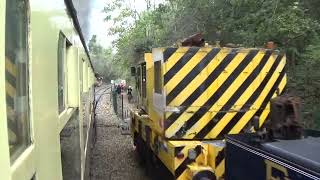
127;86;133;103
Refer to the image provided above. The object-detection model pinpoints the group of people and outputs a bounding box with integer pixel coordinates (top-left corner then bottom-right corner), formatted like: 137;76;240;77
114;83;133;102
115;84;124;95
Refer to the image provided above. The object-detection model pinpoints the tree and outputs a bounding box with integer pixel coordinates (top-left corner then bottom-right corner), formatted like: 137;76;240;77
88;35;122;82
102;0;320;129
88;35;103;55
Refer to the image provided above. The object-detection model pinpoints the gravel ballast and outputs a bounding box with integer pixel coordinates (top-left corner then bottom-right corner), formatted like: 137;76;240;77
90;85;150;180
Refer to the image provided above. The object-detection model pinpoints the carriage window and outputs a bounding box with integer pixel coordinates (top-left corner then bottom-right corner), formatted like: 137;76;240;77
58;33;66;113
5;0;30;162
58;33;71;113
82;60;88;92
154;61;162;94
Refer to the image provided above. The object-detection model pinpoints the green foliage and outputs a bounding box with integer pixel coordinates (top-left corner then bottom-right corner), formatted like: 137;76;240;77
101;0;320;129
88;35;124;82
288;37;320;128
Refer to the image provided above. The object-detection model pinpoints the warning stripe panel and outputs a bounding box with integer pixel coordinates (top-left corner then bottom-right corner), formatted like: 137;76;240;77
164;49;238;130
223;63;286;136
228;74;287;135
167;49;229;108
166;48;221;104
175;50;262;138
165;50;242;138
163;48;286;140
204;56;286;139
167;49;260;138
165;49;208;96
194;51;280;139
164;47;199;85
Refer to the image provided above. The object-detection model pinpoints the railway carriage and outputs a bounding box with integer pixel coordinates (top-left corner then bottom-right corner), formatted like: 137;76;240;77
1;0;96;180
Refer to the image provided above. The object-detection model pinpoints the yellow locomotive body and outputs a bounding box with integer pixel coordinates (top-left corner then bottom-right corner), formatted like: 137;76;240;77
131;46;287;179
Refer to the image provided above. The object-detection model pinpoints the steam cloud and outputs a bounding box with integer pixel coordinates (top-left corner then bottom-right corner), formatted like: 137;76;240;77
72;0;94;43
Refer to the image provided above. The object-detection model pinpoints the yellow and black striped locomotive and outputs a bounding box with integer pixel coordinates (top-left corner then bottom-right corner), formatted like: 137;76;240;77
130;44;287;179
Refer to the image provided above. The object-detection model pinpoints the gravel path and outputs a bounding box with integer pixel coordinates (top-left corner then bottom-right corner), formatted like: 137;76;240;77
90;85;150;180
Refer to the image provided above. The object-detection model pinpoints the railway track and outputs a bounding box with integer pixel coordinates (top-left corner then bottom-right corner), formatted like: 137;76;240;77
90;86;149;180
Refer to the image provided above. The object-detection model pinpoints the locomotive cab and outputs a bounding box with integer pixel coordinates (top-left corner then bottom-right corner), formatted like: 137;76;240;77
133;61;148;113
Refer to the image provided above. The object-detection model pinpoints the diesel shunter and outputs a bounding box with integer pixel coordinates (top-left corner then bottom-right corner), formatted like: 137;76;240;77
130;36;287;180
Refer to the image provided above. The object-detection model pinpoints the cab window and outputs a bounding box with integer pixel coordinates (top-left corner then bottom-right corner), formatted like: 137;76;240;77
136;67;141;94
154;61;162;94
142;63;146;98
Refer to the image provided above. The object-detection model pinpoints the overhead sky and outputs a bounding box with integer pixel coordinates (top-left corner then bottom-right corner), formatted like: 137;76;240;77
89;0;152;48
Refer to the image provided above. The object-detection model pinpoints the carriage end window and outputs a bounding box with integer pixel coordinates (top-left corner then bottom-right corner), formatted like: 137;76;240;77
5;0;30;163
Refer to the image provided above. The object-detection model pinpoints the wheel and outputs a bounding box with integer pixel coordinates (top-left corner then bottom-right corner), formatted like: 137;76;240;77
145;147;153;177
134;135;145;165
192;170;216;180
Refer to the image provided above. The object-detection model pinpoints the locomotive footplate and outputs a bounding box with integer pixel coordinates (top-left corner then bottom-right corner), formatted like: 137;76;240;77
225;131;320;180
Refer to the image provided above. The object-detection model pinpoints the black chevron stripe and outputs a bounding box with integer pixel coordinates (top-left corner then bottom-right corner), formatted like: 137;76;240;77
214;55;286;139
166;48;221;105
215;148;225;167
5;70;16;87
255;73;286;118
194;51;276;139
175;145;202;179
7;115;18;133
175;146;185;156
164;47;199;85
163;48;178;62
6;93;15;108
165;49;238;130
173;50;259;138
